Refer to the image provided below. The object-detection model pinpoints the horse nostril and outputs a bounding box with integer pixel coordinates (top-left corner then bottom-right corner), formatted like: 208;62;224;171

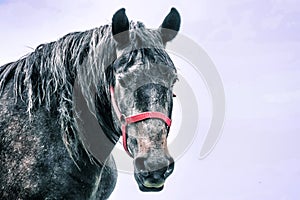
134;157;147;171
135;157;151;177
134;156;175;179
164;159;175;178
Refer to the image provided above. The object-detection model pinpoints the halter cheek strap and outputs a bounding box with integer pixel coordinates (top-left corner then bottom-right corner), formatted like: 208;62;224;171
110;86;172;158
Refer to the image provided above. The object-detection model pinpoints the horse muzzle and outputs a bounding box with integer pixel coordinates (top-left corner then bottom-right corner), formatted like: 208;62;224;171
133;155;174;192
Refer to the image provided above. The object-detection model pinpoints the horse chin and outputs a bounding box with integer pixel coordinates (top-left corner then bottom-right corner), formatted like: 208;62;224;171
138;183;164;192
134;172;165;192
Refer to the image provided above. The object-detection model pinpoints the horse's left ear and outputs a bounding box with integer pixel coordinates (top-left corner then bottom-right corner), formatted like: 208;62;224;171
160;8;181;44
112;8;130;46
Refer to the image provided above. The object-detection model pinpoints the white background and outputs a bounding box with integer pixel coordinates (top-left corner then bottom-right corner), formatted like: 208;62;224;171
1;0;299;199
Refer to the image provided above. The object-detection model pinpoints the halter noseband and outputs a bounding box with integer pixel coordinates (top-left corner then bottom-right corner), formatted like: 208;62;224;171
110;86;172;158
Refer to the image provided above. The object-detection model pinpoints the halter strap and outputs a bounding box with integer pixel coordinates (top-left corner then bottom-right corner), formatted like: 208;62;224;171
110;86;172;157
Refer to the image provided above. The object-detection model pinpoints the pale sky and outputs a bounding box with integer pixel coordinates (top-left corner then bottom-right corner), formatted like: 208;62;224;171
1;0;300;199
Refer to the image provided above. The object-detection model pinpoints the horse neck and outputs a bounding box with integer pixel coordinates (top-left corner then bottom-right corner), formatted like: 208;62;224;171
72;77;119;164
70;29;120;162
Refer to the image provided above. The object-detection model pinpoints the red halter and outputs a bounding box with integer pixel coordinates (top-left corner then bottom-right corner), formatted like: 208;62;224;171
110;86;172;157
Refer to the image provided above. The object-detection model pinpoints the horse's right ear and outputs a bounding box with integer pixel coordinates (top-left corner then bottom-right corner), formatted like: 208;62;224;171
112;8;130;46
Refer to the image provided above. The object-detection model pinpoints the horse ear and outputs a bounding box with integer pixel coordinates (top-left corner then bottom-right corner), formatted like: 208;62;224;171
160;8;181;44
112;8;130;46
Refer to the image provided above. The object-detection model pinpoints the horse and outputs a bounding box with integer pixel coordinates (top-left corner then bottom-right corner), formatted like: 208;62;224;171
0;7;181;199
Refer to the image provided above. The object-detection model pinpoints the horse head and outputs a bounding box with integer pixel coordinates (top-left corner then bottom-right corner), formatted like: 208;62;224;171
109;8;180;191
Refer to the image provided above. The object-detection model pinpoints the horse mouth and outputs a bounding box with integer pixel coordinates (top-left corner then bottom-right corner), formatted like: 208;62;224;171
134;172;165;192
